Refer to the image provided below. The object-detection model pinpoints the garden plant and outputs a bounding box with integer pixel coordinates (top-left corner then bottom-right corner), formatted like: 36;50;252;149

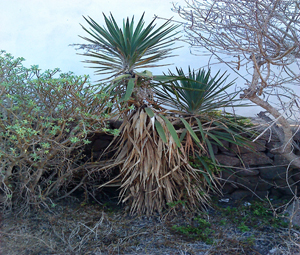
73;13;251;215
0;51;116;212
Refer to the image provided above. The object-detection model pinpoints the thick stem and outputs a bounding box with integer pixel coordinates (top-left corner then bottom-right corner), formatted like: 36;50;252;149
246;92;300;168
240;58;300;169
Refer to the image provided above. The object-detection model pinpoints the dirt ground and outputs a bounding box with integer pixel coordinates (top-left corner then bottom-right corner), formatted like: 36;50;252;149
1;193;300;255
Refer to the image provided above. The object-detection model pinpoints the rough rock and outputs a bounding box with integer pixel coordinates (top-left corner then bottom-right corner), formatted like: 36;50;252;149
211;143;219;154
221;183;236;194
241;152;273;166
215;155;240;167
236;176;258;190
265;151;275;159
236;176;272;191
254;140;267;151
229;190;253;200
229;143;252;154
269;188;284;198
258;165;288;180
254;190;269;199
230;140;266;154
233;168;260;177
220;169;237;181
108;120;122;129
273;154;291;166
291;169;300;182
284;199;300;227
273;178;296;196
221;167;259;178
92;139;112;151
293;131;300;142
228;189;269;200
221;151;237;157
218;140;230;150
250;125;280;141
266;141;283;154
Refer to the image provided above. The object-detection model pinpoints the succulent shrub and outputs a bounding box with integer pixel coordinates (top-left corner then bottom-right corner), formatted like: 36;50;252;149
0;51;115;211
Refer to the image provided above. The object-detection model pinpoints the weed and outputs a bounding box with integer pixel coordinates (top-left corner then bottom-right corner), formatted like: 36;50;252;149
215;199;289;232
167;200;186;208
243;235;255;246
238;222;250;232
219;219;227;226
171;216;214;244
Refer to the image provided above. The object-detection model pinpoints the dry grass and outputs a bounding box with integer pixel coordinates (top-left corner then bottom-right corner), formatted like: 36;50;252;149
1;194;300;255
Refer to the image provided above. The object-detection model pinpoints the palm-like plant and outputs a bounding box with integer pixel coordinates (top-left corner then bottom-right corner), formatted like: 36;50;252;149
75;13;248;215
154;67;238;114
154;67;251;166
78;13;180;78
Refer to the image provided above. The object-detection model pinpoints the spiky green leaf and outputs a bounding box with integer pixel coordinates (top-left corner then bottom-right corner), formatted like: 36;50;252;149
160;115;181;147
180;118;201;144
121;78;135;101
154;120;167;143
144;107;154;118
77;13;180;78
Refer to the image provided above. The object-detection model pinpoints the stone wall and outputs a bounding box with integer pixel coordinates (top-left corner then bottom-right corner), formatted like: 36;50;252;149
86;121;300;201
216;127;300;200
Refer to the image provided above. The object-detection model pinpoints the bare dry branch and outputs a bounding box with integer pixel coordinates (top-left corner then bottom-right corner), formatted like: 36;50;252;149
170;0;300;168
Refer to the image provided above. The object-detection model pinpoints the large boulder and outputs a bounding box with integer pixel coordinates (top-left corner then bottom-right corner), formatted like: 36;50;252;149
230;190;253;200
92;136;113;151
218;140;236;156
220;169;237;181
266;141;284;154
269;187;284;198
229;189;269;200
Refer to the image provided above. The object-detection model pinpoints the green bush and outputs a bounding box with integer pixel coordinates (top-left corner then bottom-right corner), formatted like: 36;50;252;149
0;51;114;211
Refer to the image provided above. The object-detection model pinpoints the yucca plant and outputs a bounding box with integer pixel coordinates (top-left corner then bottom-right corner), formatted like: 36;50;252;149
75;13;247;215
153;67;251;172
110;107;212;214
154;67;239;114
76;13;180;79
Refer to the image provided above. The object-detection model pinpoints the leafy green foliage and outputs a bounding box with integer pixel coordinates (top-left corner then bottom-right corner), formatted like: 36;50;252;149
172;216;214;244
0;51;114;209
218;200;289;231
76;13;180;77
152;67;252;164
189;155;221;174
154;67;240;114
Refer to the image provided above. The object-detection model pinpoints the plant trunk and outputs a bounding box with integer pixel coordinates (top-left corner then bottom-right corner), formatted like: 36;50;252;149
241;63;300;169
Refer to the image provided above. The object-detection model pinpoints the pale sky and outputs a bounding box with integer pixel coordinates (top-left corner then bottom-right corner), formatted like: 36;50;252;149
1;0;261;116
1;0;200;77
